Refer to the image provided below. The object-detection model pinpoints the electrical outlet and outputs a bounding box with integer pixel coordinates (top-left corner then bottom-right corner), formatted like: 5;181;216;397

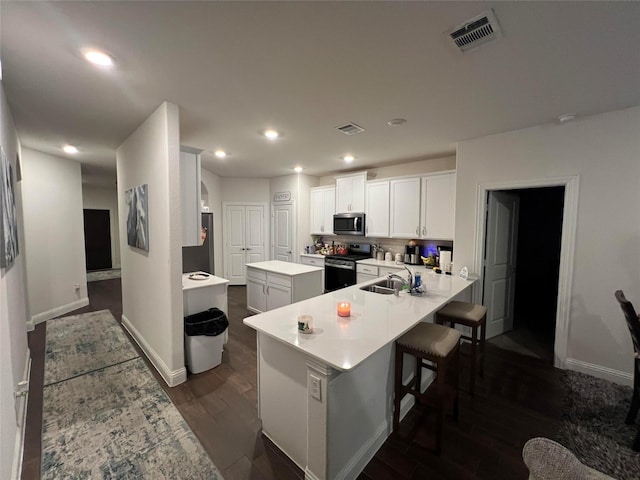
74;284;80;292
310;374;322;401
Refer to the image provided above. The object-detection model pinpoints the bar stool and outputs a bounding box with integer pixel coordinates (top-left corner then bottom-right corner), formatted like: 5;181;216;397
436;301;487;395
393;322;461;455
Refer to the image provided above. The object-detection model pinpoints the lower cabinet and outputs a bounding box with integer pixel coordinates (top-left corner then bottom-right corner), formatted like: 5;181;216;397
247;266;322;314
356;263;404;284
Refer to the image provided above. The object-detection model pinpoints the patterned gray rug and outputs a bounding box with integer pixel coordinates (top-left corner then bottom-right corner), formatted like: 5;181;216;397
87;268;121;282
42;311;222;479
44;310;139;386
557;370;640;480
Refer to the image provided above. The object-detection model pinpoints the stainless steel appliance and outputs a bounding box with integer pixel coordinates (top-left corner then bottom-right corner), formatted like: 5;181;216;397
324;243;371;292
182;212;214;273
404;244;422;265
333;213;365;236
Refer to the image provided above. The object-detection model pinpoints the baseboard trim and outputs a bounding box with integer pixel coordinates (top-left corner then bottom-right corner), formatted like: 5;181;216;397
11;349;31;480
565;358;632;386
121;314;187;387
334;421;389;480
31;297;89;325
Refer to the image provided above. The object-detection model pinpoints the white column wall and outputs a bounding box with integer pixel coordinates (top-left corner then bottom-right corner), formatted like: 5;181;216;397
82;184;121;267
116;101;185;386
0;80;30;480
21;148;88;324
455;106;640;378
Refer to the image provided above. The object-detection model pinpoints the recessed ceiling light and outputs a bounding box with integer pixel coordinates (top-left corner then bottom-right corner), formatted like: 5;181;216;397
264;129;280;140
343;154;355;163
214;149;227;158
63;144;78;154
294;166;303;173
82;49;114;67
387;118;407;127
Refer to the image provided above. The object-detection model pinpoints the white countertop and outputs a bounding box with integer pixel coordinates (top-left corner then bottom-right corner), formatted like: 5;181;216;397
243;269;474;371
246;260;323;276
300;253;325;259
182;272;229;291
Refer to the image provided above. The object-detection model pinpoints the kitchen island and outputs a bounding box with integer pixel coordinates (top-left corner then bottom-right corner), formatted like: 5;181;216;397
243;268;474;480
246;260;323;314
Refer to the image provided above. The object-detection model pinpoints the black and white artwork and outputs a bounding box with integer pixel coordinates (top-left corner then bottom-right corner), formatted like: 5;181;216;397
125;184;149;252
1;146;19;268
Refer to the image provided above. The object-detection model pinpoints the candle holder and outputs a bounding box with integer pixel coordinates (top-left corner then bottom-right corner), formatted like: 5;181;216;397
337;302;351;317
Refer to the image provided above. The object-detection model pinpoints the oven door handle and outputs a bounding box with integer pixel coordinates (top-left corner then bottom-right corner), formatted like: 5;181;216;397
326;263;355;271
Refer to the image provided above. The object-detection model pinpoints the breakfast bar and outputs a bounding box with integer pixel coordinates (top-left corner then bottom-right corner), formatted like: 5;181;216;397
243;268;474;480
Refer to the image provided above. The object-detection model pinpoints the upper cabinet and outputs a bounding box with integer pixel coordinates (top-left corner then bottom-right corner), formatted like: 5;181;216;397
389;177;421;238
420;172;456;240
310;186;336;235
335;172;366;213
365;180;390;237
180;149;202;246
387;172;456;240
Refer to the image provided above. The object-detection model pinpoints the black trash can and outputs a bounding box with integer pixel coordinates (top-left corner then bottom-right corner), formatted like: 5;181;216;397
184;308;229;374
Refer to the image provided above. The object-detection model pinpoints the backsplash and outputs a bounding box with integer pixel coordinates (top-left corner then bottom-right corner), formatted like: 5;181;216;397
308;235;453;262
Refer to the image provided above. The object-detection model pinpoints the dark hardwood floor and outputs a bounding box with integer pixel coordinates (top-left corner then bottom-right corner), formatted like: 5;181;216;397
23;280;563;480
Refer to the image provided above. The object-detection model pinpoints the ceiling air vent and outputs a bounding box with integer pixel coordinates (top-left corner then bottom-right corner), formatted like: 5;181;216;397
449;9;502;53
335;122;365;135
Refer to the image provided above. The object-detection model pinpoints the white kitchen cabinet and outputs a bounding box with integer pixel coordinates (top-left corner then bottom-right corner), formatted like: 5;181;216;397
247;273;268;313
180;149;202;246
379;266;403;276
335;172;366;213
389;177;421;238
266;281;292;311
246;261;323;314
420;172;456;240
300;254;325;288
357;273;378;284
310;186;335;235
365;180;390;237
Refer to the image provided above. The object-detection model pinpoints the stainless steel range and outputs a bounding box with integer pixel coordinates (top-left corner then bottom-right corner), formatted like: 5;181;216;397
324;243;372;292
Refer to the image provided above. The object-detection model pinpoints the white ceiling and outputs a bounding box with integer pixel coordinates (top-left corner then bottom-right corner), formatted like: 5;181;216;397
2;1;639;186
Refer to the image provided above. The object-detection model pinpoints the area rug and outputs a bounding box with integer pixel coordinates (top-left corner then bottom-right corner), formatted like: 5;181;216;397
87;268;121;282
41;310;222;479
556;370;640;480
44;309;139;386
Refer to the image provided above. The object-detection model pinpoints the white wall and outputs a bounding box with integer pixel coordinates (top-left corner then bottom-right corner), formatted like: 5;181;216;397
455;106;640;379
116;102;185;386
200;168;223;277
82;184;121;267
0;80;30;480
317;155;456;185
221;177;270;203
21;148;88;324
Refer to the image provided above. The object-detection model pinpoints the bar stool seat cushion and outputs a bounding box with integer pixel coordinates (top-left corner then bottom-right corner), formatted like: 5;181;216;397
438;301;487;324
397;322;461;358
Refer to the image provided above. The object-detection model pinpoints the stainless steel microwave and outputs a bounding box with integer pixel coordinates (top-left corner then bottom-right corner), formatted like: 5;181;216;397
333;213;366;236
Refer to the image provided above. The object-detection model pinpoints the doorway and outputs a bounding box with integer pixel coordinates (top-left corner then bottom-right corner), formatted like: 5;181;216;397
483;187;565;364
223;203;267;285
272;202;295;263
83;209;112;271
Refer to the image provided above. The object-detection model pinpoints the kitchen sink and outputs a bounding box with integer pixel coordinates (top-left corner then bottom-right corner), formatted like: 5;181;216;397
359;278;402;295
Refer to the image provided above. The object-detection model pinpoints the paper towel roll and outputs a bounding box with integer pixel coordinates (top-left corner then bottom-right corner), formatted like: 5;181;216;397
439;251;452;271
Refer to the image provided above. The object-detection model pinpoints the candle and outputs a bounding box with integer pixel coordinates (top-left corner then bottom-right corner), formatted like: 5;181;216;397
337;302;351;317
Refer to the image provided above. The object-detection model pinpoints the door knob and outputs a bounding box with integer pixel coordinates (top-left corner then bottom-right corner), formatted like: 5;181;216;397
287;251;292;254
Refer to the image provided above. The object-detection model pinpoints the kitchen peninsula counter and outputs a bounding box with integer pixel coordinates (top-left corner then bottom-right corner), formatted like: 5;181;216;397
243;270;474;480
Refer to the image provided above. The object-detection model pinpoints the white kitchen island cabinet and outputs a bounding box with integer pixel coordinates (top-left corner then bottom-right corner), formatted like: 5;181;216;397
246;261;323;314
244;268;474;480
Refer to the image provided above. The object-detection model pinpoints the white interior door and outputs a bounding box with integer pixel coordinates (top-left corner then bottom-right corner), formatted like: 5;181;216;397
225;205;247;285
483;191;520;339
245;205;265;265
273;203;295;262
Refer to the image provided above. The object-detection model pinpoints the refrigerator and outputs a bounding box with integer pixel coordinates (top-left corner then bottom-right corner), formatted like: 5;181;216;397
182;212;214;274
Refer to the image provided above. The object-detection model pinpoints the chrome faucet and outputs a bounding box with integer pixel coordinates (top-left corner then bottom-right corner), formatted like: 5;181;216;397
387;266;414;293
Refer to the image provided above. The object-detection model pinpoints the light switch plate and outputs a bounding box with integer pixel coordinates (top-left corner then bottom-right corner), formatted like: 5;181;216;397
310;374;322;401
